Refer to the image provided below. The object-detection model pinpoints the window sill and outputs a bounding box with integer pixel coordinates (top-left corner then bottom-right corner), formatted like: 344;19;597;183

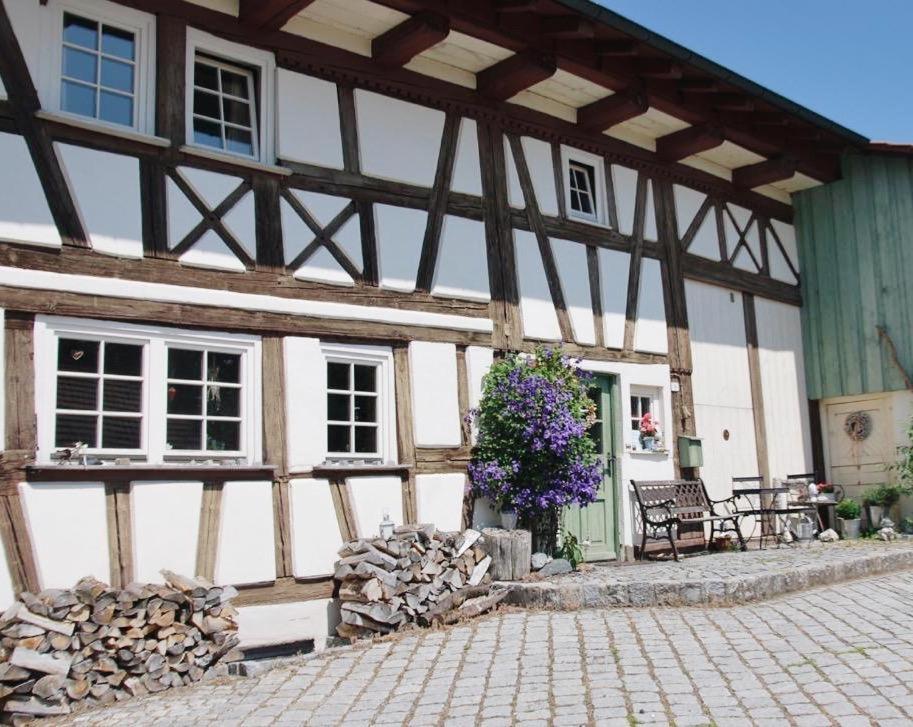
179;145;292;176
26;464;275;483
302;463;412;479
36;111;171;148
566;213;610;230
626;449;670;457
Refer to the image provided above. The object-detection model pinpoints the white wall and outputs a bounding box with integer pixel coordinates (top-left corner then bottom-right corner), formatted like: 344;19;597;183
415;473;465;532
0;132;60;248
214;480;276;586
633;258;668;354
284;336;326;469
237;599;339;648
347;476;403;538
465;346;494;411
673;184;719;261
432;215;489;301
612;165;638;236
598;247;630;349
132;481;202;584
410;341;461;447
289;478;343;578
515;229;561;341
520;136;559;217
20;482;109;589
55;144;143;258
450;118;482;196
376;204;426;293
770;219;800;284
551;237;596;346
276;70;344;169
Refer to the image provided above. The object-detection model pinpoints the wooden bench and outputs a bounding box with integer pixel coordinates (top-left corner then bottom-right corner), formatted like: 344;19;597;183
631;479;746;561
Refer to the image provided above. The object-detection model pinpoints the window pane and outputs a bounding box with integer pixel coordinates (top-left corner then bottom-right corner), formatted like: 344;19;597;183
206;385;239;417
630;396;638;417
354;395;376;423
61;80;96;118
225;126;253;156
100;57;133;93
328;425;350;453
222;97;251;127
353;365;376;392
104;343;142;376
207;352;240;383
207;420;239;451
194;61;218;90
578;195;592;214
63;13;98;50
62;47;97;84
641;397;651;414
167;383;202;415
220;69;250;99
168;349;202;380
193;118;222;150
56;414;97;448
102;416;140;449
569;190;580;211
101;25;135;61
103;379;141;412
327;393;349;422
193;89;221;120
327;362;349;390
57;376;98;411
354;426;377;454
167;418;201;451
99;90;132;126
59;339;99;373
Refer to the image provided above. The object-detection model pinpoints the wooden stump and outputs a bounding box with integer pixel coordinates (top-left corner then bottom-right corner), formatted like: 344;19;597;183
481;528;531;581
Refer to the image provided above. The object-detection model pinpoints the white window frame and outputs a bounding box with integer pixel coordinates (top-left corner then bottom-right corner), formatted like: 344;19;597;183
320;343;396;464
38;0;156;134
185;28;275;164
35;316;262;465
191;54;260;160
628;385;662;451
560;145;608;227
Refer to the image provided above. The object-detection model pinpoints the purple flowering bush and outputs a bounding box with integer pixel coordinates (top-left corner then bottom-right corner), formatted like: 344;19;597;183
467;348;601;549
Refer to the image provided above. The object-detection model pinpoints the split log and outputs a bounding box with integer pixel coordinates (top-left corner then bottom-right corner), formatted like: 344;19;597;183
481;528;531;581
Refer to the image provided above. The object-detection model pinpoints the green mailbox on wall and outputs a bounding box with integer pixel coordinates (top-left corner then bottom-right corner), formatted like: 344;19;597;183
677;435;703;468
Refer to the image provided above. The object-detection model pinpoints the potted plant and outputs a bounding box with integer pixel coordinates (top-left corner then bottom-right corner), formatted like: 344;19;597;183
467;347;601;553
816;482;836;501
639;412;659;451
864;484;911;527
835;498;862;539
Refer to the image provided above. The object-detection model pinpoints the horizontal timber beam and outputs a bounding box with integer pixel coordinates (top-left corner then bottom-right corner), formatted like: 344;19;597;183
477;50;556;101
733;157;798;189
541;15;595;39
239;0;316;30
657;124;725;162
372;11;450;67
577;89;648;132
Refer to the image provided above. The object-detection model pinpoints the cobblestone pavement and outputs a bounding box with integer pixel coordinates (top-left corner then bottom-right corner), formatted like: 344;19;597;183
53;570;913;727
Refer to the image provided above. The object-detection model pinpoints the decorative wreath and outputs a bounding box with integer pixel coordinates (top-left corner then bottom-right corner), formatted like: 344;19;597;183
844;411;872;441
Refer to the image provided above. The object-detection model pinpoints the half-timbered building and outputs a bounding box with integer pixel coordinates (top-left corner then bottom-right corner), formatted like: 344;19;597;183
0;0;866;649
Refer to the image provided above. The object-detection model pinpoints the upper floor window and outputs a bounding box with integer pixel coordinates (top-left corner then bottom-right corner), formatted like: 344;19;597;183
192;54;259;159
561;146;608;227
568;161;597;221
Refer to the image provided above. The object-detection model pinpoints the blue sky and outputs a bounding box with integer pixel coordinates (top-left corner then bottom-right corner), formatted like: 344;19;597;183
595;0;913;142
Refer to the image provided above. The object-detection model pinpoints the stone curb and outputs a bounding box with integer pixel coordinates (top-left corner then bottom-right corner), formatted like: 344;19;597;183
503;548;913;610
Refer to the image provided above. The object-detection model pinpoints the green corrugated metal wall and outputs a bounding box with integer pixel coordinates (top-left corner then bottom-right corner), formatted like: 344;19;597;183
795;152;913;400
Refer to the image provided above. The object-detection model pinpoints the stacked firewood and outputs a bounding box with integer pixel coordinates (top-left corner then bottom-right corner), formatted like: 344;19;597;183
0;571;238;723
335;525;507;639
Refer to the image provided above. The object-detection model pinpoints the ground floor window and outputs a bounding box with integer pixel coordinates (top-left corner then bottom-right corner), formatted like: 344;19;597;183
628;385;663;451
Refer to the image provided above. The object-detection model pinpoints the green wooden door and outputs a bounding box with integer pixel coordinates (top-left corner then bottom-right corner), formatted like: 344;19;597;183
563;374;618;561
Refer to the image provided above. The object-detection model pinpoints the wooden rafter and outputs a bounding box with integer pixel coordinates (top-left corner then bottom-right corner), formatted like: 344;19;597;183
239;0;316;30
656;124;725;162
477;50;556;101
595;39;639;57
577;89;648;132
372;11;450;67
733;157;798;190
541;15;595;39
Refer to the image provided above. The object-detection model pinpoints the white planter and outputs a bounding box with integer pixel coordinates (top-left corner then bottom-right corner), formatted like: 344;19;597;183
500;510;518;530
838;517;861;539
867;505;884;529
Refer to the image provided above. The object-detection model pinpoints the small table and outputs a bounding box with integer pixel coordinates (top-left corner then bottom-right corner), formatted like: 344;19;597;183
730;486;818;548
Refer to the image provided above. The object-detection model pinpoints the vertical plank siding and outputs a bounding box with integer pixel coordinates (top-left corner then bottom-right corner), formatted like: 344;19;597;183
796;154;913;399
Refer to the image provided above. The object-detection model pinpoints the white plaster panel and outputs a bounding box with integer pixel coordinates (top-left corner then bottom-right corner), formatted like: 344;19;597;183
214;480;276;585
689;212;722;261
56;144;143;258
733;245;759;273
633;258;668;354
355;90;445;187
0;132;60;248
723;211;740;259
451;118;482;196
0;76;5;100
729;203;752;231
745;220;762;261
288;189;350;228
673;184;705;238
6;0;39;93
284;337;328;468
466;346;494;411
166;176;201;247
432;215;489;301
279;197;315;265
237;599;339;648
770;220;801;281
521;137;559;217
347;476;405;537
694;404;760;502
20;482;109;589
410;341;461;447
131;481;202;584
504;136;524;208
598;247;630;349
756;298;812;481
276;69;344;169
515;229;561;341
221;191;257;260
178;166;243;209
293;246;354;285
333;214;363;272
179;229;246;272
612;165;638;235
290;478;343;577
643;181;658;241
415;473;465;532
376;204;426;292
550;237;595;345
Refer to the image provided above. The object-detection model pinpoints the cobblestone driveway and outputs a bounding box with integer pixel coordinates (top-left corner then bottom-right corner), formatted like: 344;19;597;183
55;571;913;726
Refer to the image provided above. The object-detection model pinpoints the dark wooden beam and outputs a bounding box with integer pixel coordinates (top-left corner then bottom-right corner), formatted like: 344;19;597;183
372;11;450;67
239;0;316;29
678;78;719;93
155;15;186;145
477;50;556;101
577;89;648;132
742;292;769;485
541;15;595;39
656;124;725;162
634;58;682;79
711;93;755;112
595;39;639;57
495;0;542;12
733;157;798;189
